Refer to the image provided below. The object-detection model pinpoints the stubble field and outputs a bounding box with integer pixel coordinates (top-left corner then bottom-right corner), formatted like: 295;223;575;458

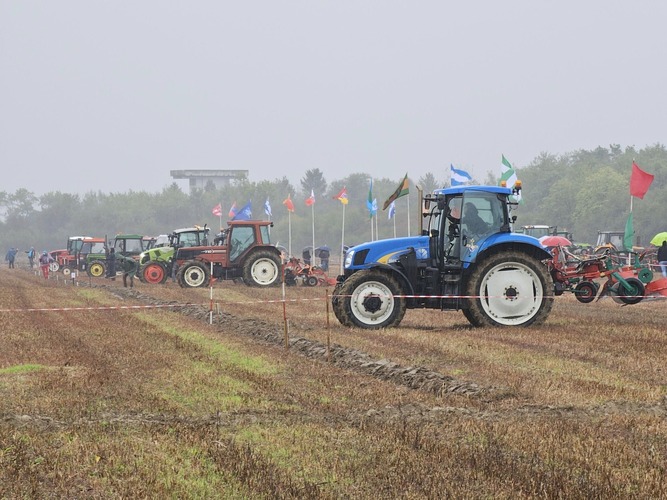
1;263;666;498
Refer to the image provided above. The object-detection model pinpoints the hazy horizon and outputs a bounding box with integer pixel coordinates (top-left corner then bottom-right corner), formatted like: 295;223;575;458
2;1;665;196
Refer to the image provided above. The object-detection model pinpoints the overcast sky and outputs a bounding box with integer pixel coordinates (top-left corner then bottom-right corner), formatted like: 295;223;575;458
1;1;665;196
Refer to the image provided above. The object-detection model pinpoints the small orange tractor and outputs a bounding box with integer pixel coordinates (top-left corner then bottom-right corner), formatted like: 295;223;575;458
283;257;336;287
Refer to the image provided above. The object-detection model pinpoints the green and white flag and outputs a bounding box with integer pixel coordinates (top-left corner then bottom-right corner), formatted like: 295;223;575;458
500;154;522;203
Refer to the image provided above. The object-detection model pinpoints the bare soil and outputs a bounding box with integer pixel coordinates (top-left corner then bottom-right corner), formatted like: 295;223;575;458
2;265;667;498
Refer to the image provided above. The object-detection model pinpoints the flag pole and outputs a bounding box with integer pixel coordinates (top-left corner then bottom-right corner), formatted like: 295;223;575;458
287;209;292;258
311;202;315;262
340;202;345;275
406;194;411;236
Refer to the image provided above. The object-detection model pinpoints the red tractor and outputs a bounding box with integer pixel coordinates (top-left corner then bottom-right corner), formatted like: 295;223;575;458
51;236;107;276
175;220;283;288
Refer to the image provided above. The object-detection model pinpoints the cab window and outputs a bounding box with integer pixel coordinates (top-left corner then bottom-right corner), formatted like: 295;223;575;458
229;226;256;261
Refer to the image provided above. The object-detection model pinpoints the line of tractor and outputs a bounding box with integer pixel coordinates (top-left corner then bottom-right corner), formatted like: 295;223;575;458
45;183;667;329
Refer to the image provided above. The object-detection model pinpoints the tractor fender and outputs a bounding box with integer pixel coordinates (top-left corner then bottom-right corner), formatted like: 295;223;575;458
462;235;552;270
348;262;416;297
241;245;282;262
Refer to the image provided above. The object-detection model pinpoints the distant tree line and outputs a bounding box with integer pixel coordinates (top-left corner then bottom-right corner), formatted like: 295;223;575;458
1;143;665;256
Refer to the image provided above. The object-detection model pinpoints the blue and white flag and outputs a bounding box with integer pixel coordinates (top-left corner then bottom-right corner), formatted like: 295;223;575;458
388;200;396;219
450;164;473;186
233;200;252;221
264;198;272;217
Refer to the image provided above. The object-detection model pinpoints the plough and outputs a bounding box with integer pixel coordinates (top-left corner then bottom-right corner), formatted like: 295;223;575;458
283;257;337;287
547;246;667;304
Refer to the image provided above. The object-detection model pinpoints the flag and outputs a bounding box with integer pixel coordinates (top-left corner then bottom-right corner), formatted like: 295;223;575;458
233;200;252;221
367;179;375;218
264;198;272;217
500;154;522;202
228;202;238;219
450;164;473;186
305;189;315;206
630;161;654;199
382;173;409;210
283;194;295;212
212;203;222;217
624;212;634;251
500;154;517;188
388;200;396;219
333;186;348;205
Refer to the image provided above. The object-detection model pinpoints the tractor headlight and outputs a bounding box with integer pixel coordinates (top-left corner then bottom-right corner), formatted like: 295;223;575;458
344;249;354;268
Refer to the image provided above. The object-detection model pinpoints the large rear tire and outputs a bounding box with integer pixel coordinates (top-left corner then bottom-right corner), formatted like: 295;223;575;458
49;261;60;273
142;262;168;284
332;282;350;326
464;250;553;327
333;270;406;329
87;260;106;278
178;261;209;288
242;250;281;287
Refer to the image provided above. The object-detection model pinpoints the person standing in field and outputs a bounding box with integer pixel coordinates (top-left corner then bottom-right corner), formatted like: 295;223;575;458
5;247;18;268
658;240;667;278
117;254;138;288
26;246;36;268
106;247;116;279
39;251;54;279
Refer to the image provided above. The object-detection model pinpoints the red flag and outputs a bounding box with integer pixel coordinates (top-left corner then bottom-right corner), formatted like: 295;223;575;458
305;189;315;206
282;194;295;212
212;203;222;217
332;186;348;205
630;161;654;199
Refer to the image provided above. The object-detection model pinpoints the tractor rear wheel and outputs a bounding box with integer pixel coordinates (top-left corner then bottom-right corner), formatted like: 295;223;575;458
464;250;553;327
615;277;645;305
333;270;406;329
574;281;598;304
178;261;209;288
87;260;106;278
49;261;60;273
242;250;281;287
143;262;168;284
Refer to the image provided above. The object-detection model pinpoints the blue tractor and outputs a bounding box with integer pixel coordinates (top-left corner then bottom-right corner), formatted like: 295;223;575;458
332;185;554;328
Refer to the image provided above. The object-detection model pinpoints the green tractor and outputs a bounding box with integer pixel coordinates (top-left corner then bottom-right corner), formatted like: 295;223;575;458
137;226;210;284
86;234;154;278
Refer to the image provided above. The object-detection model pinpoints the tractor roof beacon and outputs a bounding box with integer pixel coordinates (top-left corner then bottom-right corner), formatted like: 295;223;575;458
332;184;554;329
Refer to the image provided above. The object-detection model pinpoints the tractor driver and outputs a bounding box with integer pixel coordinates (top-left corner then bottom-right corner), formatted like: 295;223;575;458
461;202;489;238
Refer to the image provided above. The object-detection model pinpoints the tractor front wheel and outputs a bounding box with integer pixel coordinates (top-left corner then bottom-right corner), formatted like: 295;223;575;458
178;261;209;288
87;260;106;278
464;250;553;327
242;250;281;287
332;270;406;329
143;262;168;284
